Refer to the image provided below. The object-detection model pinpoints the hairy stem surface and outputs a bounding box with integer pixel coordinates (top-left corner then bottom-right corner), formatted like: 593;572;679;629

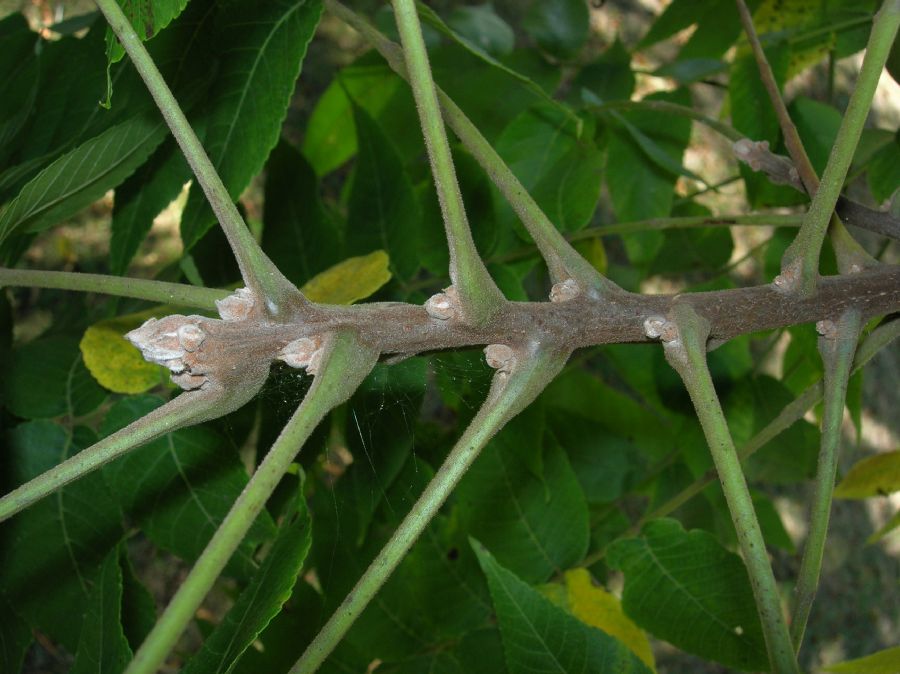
124;332;378;674
390;0;504;323
291;343;569;672
0;268;227;310
94;0;306;317
790;310;862;651
663;303;799;674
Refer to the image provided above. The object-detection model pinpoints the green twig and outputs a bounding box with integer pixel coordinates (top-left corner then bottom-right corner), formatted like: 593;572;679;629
588;99;743;141
779;0;900;294
326;0;618;298
93;0;307;317
0;267;227;310
124;331;378;674
390;0;504;324
790;310;862;651
0;389;227;523
291;343;569;672
660;303;799;674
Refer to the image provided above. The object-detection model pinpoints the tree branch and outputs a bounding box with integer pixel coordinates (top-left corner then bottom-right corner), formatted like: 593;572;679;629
124;331;378;674
93;0;309;319
790;309;862;651
291;342;569;672
655;303;799;674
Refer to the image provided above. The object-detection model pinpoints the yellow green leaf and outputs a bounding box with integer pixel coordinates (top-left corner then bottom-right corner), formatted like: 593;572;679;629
867;508;900;545
300;250;391;305
834;451;900;499
573;237;607;276
540;568;656;672
823;645;900;673
751;0;834;79
80;307;172;394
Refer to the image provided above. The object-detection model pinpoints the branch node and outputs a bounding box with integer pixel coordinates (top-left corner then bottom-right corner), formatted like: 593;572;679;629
425;286;460;320
216;287;257;322
773;257;803;294
484;343;516;375
815;319;838;339
127;316;214;390
279;336;326;374
549;278;580;303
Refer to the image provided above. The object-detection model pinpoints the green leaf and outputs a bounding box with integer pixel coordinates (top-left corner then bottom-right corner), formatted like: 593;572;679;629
183;486;312;674
867;132;900;203
791;96;842;176
105;0;190;65
834;451;900;499
262;140;343;286
80;307;172;394
179;0;323;248
0;113;167;245
446;4;514;56
301;56;419;176
547;410;635;505
299;251;391;305
574;40;635;103
0;14;39;168
119;546;157;651
347;104;420;280
71;548;133;674
678;0;750;61
607;518;767;671
457;409;590;583
824;645;900;674
0;595;31;674
3;335;107;419
639;0;711;48
867;507;900;544
541;568;656;672
109;139;191;274
493;103;603;237
472;539;653;674
523;0;589;59
100;395;276;579
605;90;692;267
0;422;125;649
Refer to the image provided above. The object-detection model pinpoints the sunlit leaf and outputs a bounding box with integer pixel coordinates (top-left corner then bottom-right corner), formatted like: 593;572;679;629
824;645;900;673
541;568;656;671
607;518;768;671
80;307;172;394
473;539;653;674
835;451;900;499
300;250;392;305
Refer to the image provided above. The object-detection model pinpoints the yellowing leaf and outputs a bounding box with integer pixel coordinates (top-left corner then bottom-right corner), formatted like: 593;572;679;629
80;307;172;394
573;237;608;275
823;645;900;674
540;568;656;672
300;250;391;305
867;507;900;545
834;451;900;499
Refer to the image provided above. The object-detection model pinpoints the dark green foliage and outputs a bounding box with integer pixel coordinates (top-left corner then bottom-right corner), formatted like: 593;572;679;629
0;1;896;672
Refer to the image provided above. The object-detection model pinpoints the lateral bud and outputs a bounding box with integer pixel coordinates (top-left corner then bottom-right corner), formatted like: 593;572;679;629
484;343;516;374
279;336;325;375
549;278;580;303
425;286;460;320
216;287;256;322
126;316;211;391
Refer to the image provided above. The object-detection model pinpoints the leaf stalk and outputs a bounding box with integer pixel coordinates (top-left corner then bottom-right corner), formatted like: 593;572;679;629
661;303;799;674
291;343;569;672
124;331;378;674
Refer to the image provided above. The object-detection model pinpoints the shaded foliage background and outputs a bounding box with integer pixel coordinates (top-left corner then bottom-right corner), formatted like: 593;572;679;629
0;0;898;673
